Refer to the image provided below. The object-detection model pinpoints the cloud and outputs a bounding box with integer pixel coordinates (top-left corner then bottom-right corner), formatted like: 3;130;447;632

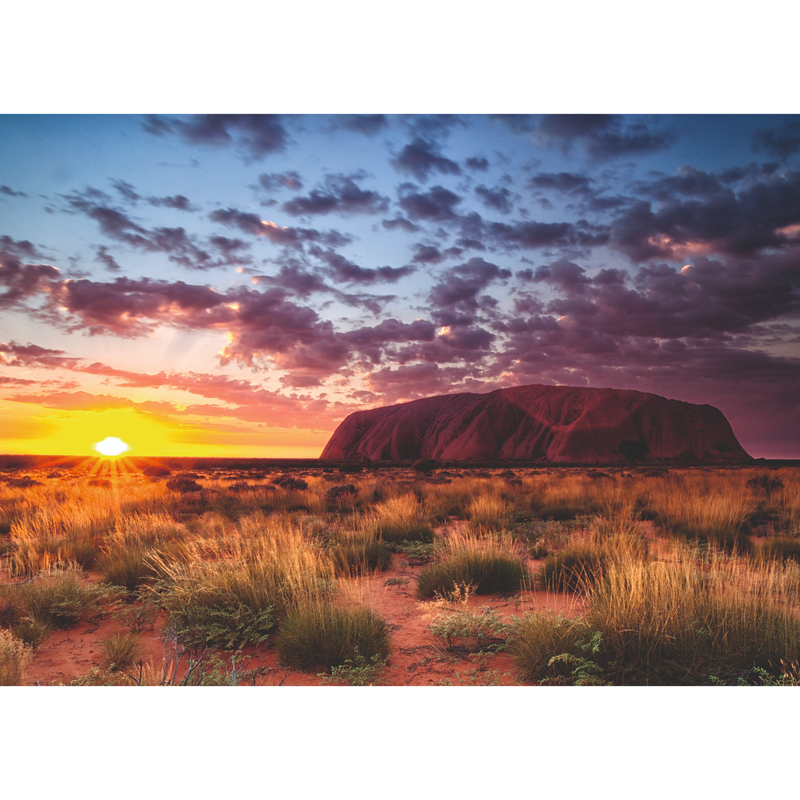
337;115;388;136
309;247;414;284
282;174;389;216
534;115;674;159
488;115;535;134
610;167;800;261
391;138;462;182
474;184;513;214
398;184;462;221
258;171;303;192
382;216;420;233
65;192;241;270
0;239;60;308
209;207;352;249
0;185;27;198
465;156;489;171
752;119;800;159
143;114;288;162
94;245;122;272
0;341;76;369
428;257;512;315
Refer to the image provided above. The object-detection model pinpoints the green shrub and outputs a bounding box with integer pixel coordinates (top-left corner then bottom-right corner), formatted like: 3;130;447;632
319;647;389;685
276;601;390;671
156;574;274;653
0;567;115;630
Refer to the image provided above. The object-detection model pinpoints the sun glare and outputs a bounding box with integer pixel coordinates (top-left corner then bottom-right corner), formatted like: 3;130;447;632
95;437;128;456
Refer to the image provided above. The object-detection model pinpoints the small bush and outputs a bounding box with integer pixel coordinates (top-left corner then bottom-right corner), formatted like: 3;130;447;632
272;476;308;491
509;613;591;685
330;539;393;576
539;545;605;593
757;537;800;565
276;601;390;671
99;632;142;671
166;476;203;493
319;647;389;685
13;617;52;648
0;629;33;685
416;549;529;599
747;474;784;499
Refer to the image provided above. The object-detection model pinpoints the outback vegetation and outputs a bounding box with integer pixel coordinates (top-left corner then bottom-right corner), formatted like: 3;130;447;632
1;457;799;686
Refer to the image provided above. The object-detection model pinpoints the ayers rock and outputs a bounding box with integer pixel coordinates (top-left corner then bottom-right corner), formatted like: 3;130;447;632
320;384;751;464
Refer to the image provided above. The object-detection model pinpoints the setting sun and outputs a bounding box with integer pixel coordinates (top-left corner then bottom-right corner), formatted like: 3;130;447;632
95;437;129;456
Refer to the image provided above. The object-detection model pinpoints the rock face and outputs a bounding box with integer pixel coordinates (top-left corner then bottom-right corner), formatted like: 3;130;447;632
320;384;751;464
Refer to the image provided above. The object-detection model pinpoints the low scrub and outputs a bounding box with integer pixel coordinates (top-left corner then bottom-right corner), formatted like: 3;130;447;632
0;628;33;685
510;613;593;685
539;545;605;593
99;632;142;671
757;537;800;565
276;600;390;671
416;542;529;599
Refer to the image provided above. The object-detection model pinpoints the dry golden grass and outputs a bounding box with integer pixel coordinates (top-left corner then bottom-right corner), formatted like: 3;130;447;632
3;464;800;686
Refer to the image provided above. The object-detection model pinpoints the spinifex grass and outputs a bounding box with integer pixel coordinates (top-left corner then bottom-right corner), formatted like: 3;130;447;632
416;532;529;599
328;528;393;577
276;597;390;672
587;551;800;685
97;513;191;592
0;628;33;686
99;631;142;671
368;494;434;543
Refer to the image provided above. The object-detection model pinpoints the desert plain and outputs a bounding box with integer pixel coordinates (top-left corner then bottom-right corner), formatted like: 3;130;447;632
2;455;799;687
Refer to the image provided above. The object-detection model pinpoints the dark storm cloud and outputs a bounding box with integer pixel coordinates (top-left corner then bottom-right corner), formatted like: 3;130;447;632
474;185;513;214
610;167;800;261
1;185;27;197
391;138;462;182
282;174;390;216
752;119;800;159
143;114;288;162
534;115;674;159
209;207;352;248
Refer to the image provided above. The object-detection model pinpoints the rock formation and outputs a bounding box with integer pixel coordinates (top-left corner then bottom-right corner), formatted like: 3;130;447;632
320;384;750;464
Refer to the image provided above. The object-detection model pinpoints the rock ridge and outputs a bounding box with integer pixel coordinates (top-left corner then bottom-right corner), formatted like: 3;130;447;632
320;384;750;463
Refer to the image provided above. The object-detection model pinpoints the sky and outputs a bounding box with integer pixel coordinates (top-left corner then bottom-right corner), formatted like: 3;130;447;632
2;113;800;458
